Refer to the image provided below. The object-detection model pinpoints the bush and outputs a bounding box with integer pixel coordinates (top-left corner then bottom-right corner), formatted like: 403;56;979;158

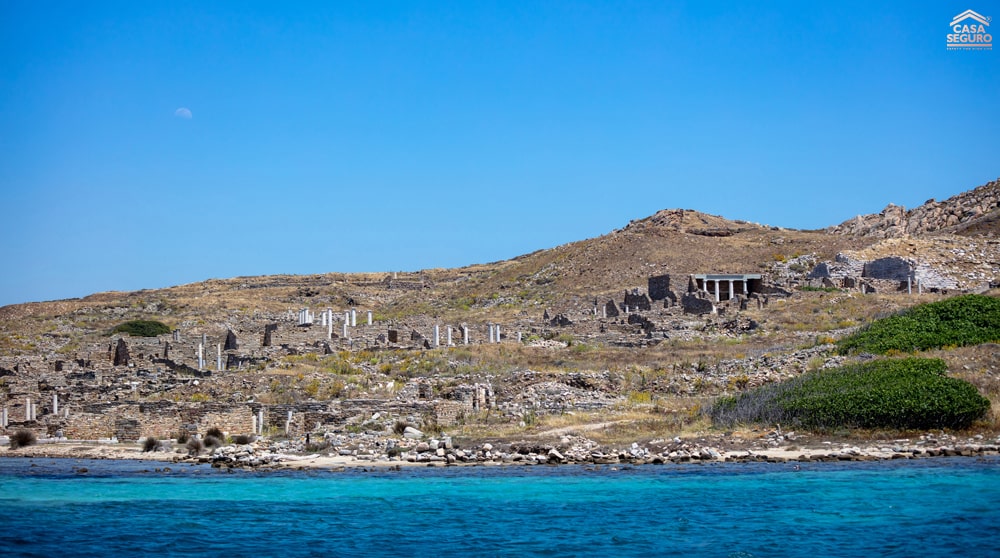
111;320;172;337
203;435;223;450
232;434;254;445
392;420;409;435
186;438;204;456
205;427;225;440
838;294;1000;355
142;436;159;452
709;358;990;430
176;431;190;444
305;440;331;453
9;429;37;449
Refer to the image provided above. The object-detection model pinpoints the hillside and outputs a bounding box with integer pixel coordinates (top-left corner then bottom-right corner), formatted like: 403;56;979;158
1;177;999;465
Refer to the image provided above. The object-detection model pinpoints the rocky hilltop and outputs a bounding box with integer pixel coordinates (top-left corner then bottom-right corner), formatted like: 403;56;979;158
1;178;998;467
830;178;1000;238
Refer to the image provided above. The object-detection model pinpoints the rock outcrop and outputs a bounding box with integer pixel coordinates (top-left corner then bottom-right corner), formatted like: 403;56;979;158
829;178;1000;238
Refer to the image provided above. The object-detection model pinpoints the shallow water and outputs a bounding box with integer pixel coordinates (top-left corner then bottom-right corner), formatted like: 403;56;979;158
1;457;998;557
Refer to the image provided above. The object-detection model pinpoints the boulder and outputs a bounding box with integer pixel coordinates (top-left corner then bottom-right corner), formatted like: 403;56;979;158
403;426;424;439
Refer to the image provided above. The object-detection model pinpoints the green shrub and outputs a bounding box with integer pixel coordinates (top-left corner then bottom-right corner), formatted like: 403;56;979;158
9;429;36;449
838;295;1000;355
800;285;840;293
111;320;171;337
142;436;159;452
232;434;254;445
710;358;990;430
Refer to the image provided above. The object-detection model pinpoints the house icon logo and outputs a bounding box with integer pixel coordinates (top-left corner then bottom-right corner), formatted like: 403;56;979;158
948;9;992;49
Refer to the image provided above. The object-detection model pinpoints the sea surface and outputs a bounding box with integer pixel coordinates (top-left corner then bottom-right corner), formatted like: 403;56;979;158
0;456;998;557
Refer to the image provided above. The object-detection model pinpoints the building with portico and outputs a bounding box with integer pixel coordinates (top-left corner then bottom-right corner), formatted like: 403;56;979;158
691;273;763;302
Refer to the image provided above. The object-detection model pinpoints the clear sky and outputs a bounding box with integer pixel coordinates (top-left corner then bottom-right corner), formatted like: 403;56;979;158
1;1;998;306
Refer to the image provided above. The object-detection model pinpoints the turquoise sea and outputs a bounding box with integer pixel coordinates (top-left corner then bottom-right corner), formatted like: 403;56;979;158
1;456;998;557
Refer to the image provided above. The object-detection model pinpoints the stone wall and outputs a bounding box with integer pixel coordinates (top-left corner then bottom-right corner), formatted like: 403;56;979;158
863;257;913;282
59;402;255;441
623;290;652;311
648;275;672;300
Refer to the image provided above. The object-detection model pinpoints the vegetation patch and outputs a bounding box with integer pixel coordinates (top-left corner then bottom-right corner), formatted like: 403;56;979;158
710;358;990;430
111;320;171;337
9;429;37;449
838;294;1000;355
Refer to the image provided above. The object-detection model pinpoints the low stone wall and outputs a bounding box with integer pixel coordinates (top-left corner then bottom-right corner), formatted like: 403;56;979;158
57;402;255;441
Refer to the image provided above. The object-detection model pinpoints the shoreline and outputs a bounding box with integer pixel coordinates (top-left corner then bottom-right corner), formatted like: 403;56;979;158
3;437;999;471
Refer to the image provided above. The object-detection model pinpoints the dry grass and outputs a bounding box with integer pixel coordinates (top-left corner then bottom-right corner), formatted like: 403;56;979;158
762;291;943;335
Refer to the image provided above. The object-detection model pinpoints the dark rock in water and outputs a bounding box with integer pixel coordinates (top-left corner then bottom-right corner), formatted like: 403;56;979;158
113;338;129;366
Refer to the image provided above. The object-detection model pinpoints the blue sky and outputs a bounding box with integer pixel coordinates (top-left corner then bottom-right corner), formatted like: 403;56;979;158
1;1;998;306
